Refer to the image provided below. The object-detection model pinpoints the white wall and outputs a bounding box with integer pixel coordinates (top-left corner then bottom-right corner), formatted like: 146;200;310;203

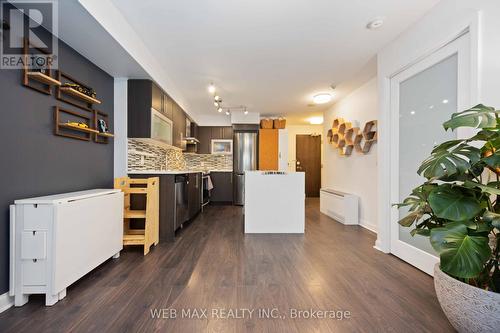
113;78;128;178
323;78;378;232
376;0;500;252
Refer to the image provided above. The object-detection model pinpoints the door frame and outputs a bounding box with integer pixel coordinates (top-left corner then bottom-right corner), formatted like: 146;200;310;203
376;17;480;276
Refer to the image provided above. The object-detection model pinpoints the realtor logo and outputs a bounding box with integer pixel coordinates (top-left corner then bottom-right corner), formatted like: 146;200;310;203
1;0;58;69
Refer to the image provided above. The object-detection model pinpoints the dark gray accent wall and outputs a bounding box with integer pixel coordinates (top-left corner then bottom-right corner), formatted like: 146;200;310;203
0;40;114;293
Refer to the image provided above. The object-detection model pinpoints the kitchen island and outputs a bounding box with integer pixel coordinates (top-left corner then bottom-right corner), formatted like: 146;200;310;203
244;171;305;233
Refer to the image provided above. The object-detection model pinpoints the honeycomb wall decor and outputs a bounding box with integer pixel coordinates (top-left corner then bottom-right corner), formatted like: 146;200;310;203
329;118;377;156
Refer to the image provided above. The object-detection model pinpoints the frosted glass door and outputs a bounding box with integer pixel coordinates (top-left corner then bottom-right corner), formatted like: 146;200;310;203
398;54;458;254
389;33;471;275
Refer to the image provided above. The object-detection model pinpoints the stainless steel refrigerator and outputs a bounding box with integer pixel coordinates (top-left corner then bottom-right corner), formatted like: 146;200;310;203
233;132;258;205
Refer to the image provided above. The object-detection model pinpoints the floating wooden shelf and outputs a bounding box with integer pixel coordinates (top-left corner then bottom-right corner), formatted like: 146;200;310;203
22;38;56;95
58;123;99;134
93;110;113;144
60;87;101;105
26;72;61;86
56;71;101;111
54;106;94;141
97;132;114;138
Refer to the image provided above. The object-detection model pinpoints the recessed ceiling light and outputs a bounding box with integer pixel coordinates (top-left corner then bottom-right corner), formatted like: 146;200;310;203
410;110;416;115
244;110;248;115
208;84;216;94
225;111;230;115
366;18;384;30
313;93;332;104
442;99;449;104
309;116;324;125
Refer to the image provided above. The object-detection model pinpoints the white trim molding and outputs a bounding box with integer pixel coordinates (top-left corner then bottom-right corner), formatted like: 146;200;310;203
376;9;481;257
0;292;14;313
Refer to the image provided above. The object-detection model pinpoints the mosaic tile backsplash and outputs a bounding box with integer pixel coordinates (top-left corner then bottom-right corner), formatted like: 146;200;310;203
128;138;232;171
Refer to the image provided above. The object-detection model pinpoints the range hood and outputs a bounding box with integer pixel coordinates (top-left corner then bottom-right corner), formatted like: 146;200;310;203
185;137;200;145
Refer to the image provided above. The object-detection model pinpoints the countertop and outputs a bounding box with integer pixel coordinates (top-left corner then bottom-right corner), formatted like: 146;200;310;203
128;170;232;175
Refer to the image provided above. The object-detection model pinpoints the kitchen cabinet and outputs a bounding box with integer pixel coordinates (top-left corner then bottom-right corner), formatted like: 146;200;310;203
172;102;187;150
223;127;233;140
211;127;223;140
197;126;234;154
210;172;233;203
152;83;162;112
188;173;201;219
198;127;212;154
163;93;173;120
129;172;202;241
128;79;195;150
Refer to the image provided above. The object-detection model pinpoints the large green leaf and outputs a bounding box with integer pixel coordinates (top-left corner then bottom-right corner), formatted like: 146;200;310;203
464;180;500;195
417;142;481;179
398;210;423;227
483;211;500;229
428;185;481;222
430;222;491;278
443;104;498;130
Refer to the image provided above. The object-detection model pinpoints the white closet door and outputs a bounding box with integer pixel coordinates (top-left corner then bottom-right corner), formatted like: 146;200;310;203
389;33;471;275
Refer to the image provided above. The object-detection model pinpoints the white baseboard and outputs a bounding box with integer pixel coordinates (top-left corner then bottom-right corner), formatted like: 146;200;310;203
0;292;14;313
359;219;377;234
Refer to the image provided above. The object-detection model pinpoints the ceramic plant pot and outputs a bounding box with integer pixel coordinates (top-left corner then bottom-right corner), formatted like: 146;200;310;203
434;264;500;333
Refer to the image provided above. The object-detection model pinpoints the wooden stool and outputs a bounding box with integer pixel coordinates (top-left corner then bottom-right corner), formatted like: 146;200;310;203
114;177;159;255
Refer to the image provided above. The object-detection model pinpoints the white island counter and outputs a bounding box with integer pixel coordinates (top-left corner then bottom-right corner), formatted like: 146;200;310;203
244;171;305;233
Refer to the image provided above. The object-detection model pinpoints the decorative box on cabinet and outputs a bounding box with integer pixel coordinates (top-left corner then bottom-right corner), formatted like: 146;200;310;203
9;189;124;306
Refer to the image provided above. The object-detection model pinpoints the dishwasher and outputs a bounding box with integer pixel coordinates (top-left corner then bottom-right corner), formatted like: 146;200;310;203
174;175;189;230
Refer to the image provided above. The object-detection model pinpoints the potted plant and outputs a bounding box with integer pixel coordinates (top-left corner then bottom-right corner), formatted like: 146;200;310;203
398;104;500;333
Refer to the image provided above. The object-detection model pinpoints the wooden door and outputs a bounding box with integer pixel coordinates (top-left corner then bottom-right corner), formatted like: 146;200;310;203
296;135;321;197
259;129;278;170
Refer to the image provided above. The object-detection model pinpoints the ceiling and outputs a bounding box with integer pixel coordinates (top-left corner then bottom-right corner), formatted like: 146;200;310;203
97;0;438;124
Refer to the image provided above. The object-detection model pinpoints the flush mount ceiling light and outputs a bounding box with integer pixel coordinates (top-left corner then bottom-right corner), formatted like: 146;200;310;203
309;116;324;125
366;17;384;30
208;83;216;94
313;93;332;105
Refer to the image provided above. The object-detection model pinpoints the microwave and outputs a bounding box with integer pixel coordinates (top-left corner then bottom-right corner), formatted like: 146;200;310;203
151;108;173;145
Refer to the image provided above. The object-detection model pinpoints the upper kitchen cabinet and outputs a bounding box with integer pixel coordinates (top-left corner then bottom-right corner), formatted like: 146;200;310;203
172;102;187;150
162;93;173;120
198;127;212;154
197;126;234;154
128;79;193;150
223;127;233;140
151;82;163;113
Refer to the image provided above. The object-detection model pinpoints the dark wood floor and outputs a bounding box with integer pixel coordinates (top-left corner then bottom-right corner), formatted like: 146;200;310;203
0;199;453;332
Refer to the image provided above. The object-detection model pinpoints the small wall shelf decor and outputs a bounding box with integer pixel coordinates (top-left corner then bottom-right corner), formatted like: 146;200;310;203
56;71;101;111
22;38;60;95
60;86;101;105
329;117;377;156
93;110;114;144
54;106;95;141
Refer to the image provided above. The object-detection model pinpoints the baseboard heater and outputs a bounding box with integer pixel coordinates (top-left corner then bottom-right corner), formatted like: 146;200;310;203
320;188;359;225
10;189;124;306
